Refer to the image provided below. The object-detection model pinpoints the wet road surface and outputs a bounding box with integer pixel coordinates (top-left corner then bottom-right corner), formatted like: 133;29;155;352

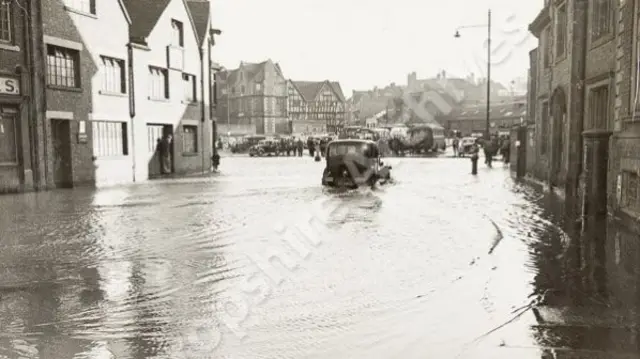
0;153;636;358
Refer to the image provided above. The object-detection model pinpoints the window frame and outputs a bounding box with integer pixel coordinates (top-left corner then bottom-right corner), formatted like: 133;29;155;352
100;55;126;94
46;44;81;89
0;0;13;45
63;0;96;15
182;73;196;103
148;66;169;100
91;120;128;158
171;19;184;48
182;124;198;154
589;0;613;43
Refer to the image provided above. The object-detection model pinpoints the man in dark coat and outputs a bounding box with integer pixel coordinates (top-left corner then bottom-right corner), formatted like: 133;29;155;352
159;134;172;174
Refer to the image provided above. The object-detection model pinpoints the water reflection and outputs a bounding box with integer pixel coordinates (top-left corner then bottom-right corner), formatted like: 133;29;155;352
525;190;640;356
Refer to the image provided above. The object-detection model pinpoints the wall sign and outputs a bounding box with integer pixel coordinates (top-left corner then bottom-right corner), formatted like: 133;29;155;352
0;76;20;95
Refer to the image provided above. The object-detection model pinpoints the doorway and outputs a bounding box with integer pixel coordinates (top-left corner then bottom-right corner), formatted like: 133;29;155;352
51;119;73;187
147;124;174;178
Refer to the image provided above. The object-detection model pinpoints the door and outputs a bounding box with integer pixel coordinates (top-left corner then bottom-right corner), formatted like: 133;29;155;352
147;124;174;178
51;119;72;187
0;108;18;164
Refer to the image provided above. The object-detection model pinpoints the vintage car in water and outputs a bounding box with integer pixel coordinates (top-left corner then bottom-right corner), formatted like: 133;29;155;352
249;139;279;156
321;139;392;189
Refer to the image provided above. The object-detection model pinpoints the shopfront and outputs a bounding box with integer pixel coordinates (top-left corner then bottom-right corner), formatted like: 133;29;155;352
0;72;34;192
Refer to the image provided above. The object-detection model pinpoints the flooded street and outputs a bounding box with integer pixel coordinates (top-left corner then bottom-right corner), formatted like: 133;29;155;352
0;155;633;358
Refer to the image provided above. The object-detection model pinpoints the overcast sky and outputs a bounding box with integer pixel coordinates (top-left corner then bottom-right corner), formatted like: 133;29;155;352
210;0;539;95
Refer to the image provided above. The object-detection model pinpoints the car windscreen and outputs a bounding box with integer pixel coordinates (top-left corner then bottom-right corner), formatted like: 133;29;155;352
328;143;376;157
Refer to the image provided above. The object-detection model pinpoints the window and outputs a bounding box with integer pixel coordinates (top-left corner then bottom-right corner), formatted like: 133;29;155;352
182;125;197;153
543;29;550;68
591;0;612;40
63;0;95;14
182;73;196;102
92;121;128;157
540;101;549;155
256;83;262;91
0;1;11;43
171;20;183;47
555;4;567;58
149;66;168;99
46;45;80;88
588;85;609;129
240;85;245;95
621;171;640;213
100;56;125;94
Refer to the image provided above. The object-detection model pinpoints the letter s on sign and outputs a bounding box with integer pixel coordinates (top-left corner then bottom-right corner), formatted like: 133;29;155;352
4;79;15;93
0;78;19;95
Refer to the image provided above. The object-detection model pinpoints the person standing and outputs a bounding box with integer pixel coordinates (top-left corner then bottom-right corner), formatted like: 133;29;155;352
452;137;459;157
159;133;173;174
297;138;304;156
307;137;315;157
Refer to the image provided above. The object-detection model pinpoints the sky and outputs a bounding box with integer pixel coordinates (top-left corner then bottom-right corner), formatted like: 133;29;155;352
210;0;540;96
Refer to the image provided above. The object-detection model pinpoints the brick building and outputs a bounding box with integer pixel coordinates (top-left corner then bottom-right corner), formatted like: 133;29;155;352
528;0;616;228
0;0;45;192
215;60;288;136
287;80;346;134
608;0;640;299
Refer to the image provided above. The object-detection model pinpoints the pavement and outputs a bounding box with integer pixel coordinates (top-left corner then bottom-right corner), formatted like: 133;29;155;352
0;152;636;359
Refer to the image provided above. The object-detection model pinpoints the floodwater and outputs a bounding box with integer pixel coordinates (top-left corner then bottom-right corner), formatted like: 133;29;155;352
0;153;636;358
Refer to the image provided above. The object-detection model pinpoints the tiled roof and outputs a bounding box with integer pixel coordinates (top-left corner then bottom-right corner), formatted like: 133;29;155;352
450;101;527;119
123;0;171;43
186;0;210;46
292;81;325;101
330;82;346;102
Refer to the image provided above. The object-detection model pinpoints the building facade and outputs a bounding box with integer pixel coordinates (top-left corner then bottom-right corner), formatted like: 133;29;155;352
40;0;134;188
215;60;288;136
125;0;213;180
529;0;616;222
528;0;620;295
445;101;527;137
608;0;640;299
288;80;345;134
0;0;45;192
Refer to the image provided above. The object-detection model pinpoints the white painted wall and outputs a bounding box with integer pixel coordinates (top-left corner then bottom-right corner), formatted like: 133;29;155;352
67;0;133;187
131;0;206;181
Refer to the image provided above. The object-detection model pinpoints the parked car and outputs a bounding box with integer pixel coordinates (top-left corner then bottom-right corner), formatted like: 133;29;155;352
249;139;279;157
321;139;392;189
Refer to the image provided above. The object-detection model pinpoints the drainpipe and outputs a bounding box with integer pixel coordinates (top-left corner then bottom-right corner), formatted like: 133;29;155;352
30;0;48;189
22;0;35;188
199;46;206;174
128;43;136;182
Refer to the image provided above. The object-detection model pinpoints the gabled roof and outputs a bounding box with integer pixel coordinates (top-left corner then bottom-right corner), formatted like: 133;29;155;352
123;0;171;43
118;0;132;24
330;82;346;102
292;81;325;101
123;0;199;46
291;80;346;102
186;0;210;46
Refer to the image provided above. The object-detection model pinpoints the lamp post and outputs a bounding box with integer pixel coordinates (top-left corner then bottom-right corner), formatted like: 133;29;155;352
454;9;492;141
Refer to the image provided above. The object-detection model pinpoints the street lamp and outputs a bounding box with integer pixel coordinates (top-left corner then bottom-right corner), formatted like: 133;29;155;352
454;9;492;141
